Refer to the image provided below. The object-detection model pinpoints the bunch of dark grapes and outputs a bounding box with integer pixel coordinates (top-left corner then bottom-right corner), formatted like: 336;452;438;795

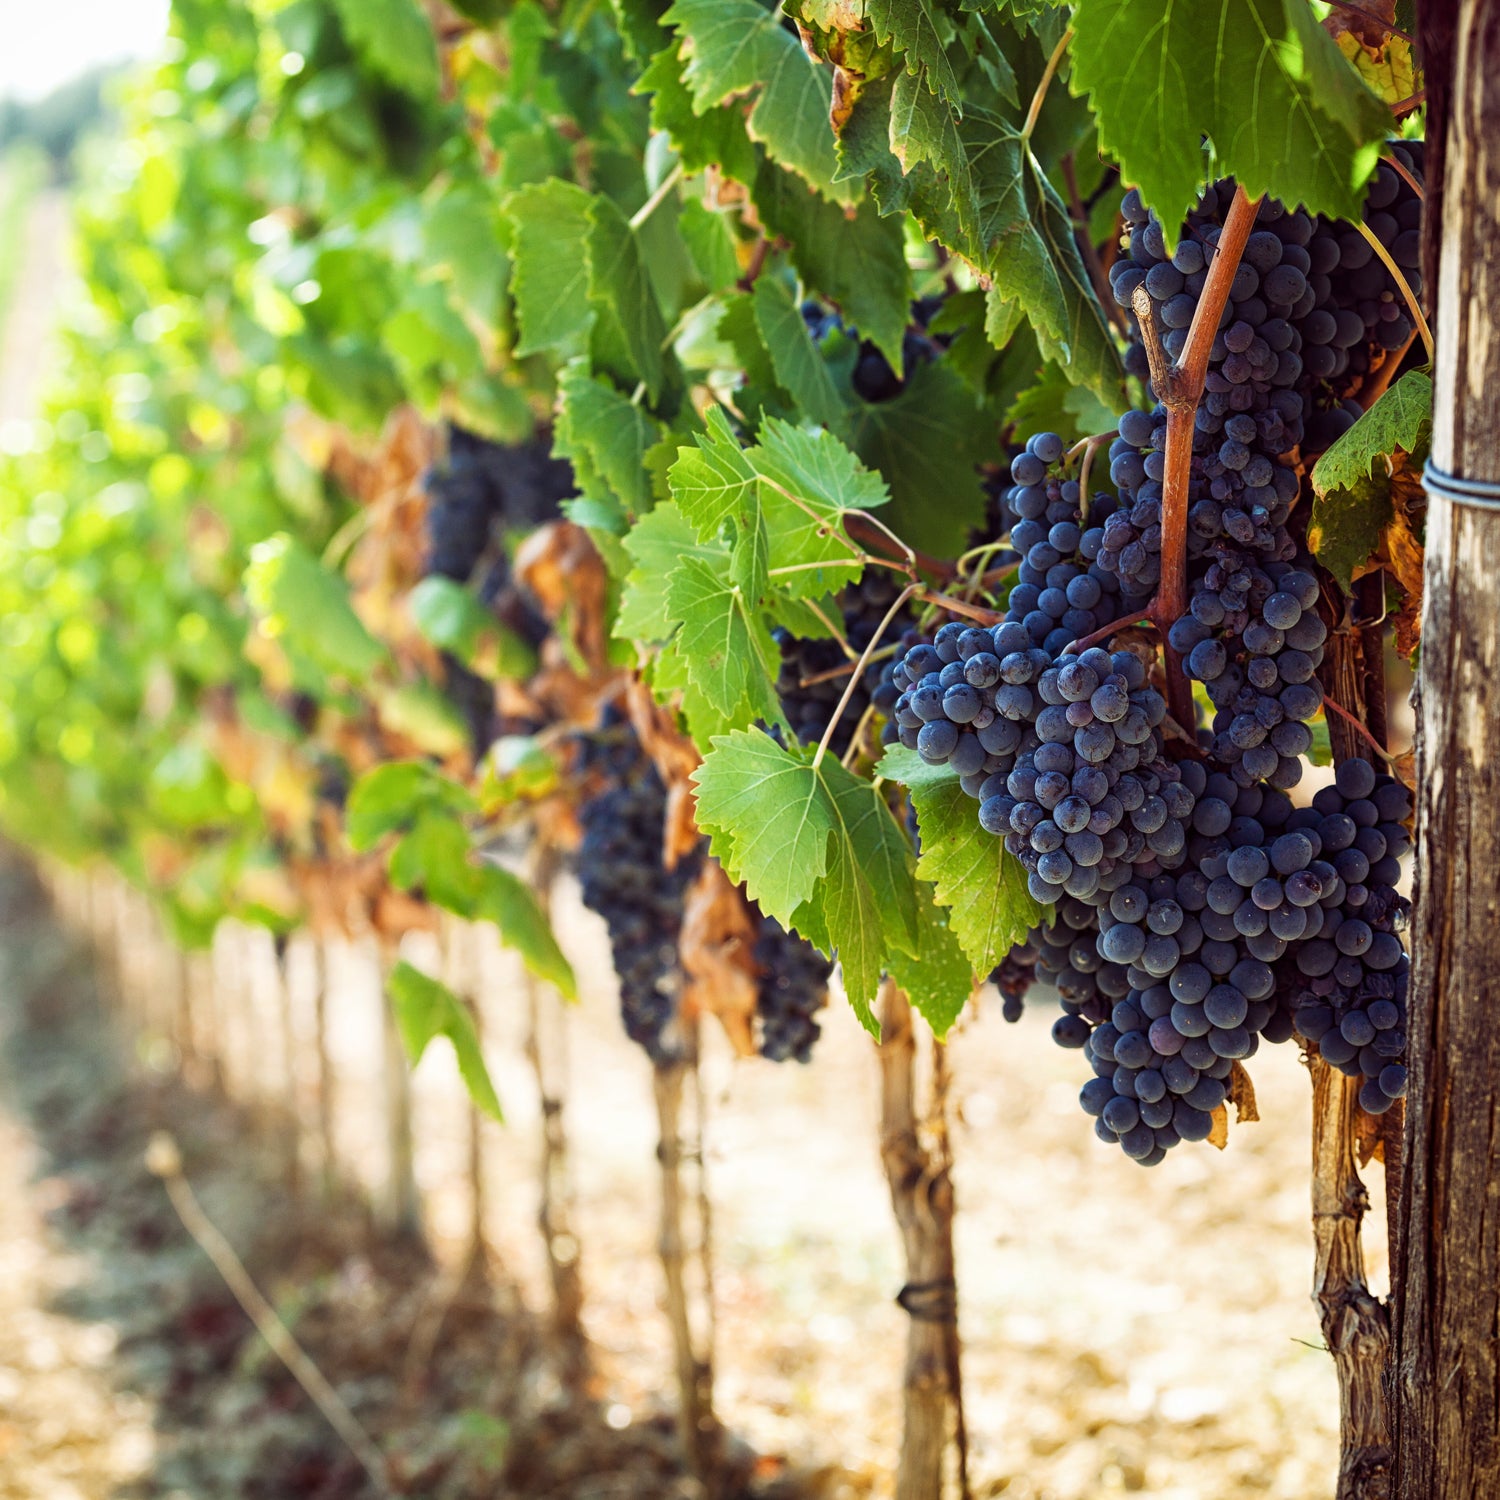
1280;759;1413;1114
422;426;575;751
888;435;1196;911
989;941;1039;1022
891;147;1423;1161
574;712;699;1064
752;914;832;1063
802;296;950;404
774;571;916;757
425;436;496;584
422;423;574;583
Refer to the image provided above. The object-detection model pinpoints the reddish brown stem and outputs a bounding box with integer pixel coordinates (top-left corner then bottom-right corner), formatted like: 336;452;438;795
1155;403;1199;731
1358;328;1420;410
1323;693;1396;763
845;515;957;583
1132;187;1263;736
737;234;771;292
1391;88;1426;117
916;590;1003;626
1065;612;1156;654
1384;152;1425;202
1175;188;1264;389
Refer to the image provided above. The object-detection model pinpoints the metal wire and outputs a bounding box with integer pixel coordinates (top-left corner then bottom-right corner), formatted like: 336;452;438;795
1423;458;1500;512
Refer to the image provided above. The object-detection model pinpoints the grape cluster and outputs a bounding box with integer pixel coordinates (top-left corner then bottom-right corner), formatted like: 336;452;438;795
893;151;1423;1160
1171;562;1325;792
1281;759;1413;1114
752;913;832;1063
889;441;1196;911
774;571;915;757
422;426;574;752
802;296;949;403
424;427;575;580
575;713;699;1064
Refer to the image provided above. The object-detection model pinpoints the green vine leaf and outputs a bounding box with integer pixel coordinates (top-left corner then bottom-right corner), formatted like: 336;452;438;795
884;881;976;1038
637;43;761;183
878;744;1043;974
1312;371;1433;498
618;502;725;642
1070;0;1390;237
753;157;911;370
504;180;596;359
555;363;665;523
849;359;992;558
586;196;670;402
472;863;579;1001
663;557;782;717
664;0;854;202
751;277;848;433
693;729;919;1022
388;961;504;1121
244;535;388;685
328;0;440;99
1309;371;1432;591
865;0;961;106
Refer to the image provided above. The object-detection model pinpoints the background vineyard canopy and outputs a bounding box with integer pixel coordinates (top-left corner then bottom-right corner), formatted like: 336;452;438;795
0;0;1422;1082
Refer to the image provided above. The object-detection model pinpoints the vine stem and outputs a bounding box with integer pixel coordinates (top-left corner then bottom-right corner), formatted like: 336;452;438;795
799;644;897;690
845;513;955;582
1064;611;1156;655
629;162;684;231
1322;693;1398;764
1133;185;1263;733
1076;430;1113;524
812;583;919;770
916;590;1003;626
737;233;771;292
1383;151;1424;201
1021;26;1073;142
1352;219;1433;361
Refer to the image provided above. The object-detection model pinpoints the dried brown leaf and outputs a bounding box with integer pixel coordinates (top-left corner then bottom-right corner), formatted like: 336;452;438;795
374;887;441;939
622;678;704;866
343;408;441;658
515;522;613;675
1227;1061;1260;1124
1208;1103;1229;1151
1380;454;1426;657
1391;746;1416;792
1322;0;1397;52
1354;1104;1383;1167
679;862;759;1058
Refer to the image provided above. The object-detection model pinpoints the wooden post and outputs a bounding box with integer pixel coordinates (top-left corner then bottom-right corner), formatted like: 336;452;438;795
521;848;588;1379
274;932;303;1194
652;1043;720;1490
439;916;489;1272
1392;8;1500;1491
877;979;967;1500
312;937;339;1201
376;937;422;1241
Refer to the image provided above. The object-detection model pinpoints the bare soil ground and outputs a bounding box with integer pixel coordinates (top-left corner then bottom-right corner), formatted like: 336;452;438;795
0;863;814;1500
